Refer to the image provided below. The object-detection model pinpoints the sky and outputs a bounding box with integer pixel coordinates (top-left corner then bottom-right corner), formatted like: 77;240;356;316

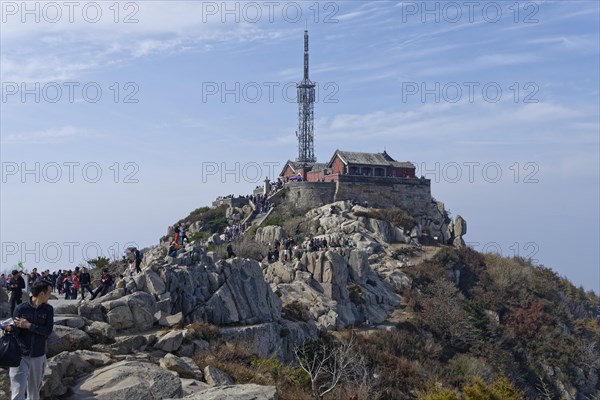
0;1;598;292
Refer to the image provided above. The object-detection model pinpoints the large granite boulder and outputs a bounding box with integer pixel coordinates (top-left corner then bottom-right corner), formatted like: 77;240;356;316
452;215;467;248
53;303;78;315
454;215;467;237
205;259;281;325
220;323;281;359
70;360;182;399
255;226;286;246
159;353;203;380
268;248;399;330
105;334;149;355
203;365;234;386
154;329;186;353
175;384;278;400
102;299;134;330
124;291;156;329
219;319;319;362
47;325;93;357
84;321;116;344
78;302;105;322
165;258;281;326
54;315;87;329
146;270;166;295
41;350;113;398
264;262;296;284
101;291;156;332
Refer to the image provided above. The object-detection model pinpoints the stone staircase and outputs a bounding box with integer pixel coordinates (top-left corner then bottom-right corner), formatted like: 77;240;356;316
242;186;285;228
251;207;275;227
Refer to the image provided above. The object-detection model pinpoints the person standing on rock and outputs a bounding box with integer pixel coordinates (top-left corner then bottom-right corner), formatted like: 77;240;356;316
128;260;136;277
226;241;236;258
62;271;73;300
132;248;143;274
27;271;37;294
71;268;80;300
180;225;189;245
3;280;54;400
55;270;62;295
174;224;182;245
49;271;58;292
79;267;94;300
274;239;280;253
9;270;26;316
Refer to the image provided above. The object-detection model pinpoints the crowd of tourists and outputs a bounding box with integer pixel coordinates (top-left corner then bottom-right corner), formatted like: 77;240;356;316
250;193;274;214
168;223;190;257
1;248;146;308
262;236;355;264
224;223;246;241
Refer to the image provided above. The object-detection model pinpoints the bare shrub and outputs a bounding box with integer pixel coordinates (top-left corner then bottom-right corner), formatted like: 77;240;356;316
418;280;472;347
186;321;221;342
447;354;494;386
282;301;310;322
232;237;268;260
193;339;311;400
485;255;535;293
295;334;375;400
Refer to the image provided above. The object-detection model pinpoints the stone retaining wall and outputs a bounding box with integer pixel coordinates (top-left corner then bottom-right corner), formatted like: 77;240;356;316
282;176;431;211
285;182;336;210
335;175;431;211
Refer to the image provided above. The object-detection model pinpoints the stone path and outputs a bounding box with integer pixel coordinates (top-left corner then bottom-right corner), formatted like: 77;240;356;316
251;207;275;227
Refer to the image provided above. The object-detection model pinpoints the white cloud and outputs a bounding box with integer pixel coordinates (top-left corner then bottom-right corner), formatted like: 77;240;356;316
475;53;540;66
511;102;580;122
526;35;599;52
131;38;186;58
1;126;86;144
0;2;291;83
336;10;367;22
315;100;596;152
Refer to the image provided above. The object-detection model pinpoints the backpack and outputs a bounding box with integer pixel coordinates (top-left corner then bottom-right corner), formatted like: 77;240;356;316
63;277;72;289
136;250;144;261
0;332;22;368
72;274;80;290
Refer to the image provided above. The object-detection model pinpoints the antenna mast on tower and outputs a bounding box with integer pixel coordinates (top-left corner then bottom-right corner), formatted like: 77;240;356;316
295;30;316;163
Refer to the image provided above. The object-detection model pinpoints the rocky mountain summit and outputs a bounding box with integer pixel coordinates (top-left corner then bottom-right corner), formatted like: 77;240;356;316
1;198;598;400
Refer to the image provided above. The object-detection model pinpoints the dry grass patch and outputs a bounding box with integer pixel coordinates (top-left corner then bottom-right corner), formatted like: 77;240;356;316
193;340;312;400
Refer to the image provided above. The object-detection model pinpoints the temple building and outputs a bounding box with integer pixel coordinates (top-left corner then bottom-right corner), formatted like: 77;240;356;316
280;150;416;182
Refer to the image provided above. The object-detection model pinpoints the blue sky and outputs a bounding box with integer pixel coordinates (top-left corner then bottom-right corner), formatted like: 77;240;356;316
1;1;598;292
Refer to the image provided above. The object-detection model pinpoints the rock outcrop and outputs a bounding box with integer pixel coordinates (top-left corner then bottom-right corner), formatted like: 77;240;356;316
41;350;113;398
266;248;399;329
175;384;278;400
160;354;203;380
70;360;183;399
160;257;281;326
0;197;469;399
204;365;234;386
48;325;93;357
255;226;286;246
